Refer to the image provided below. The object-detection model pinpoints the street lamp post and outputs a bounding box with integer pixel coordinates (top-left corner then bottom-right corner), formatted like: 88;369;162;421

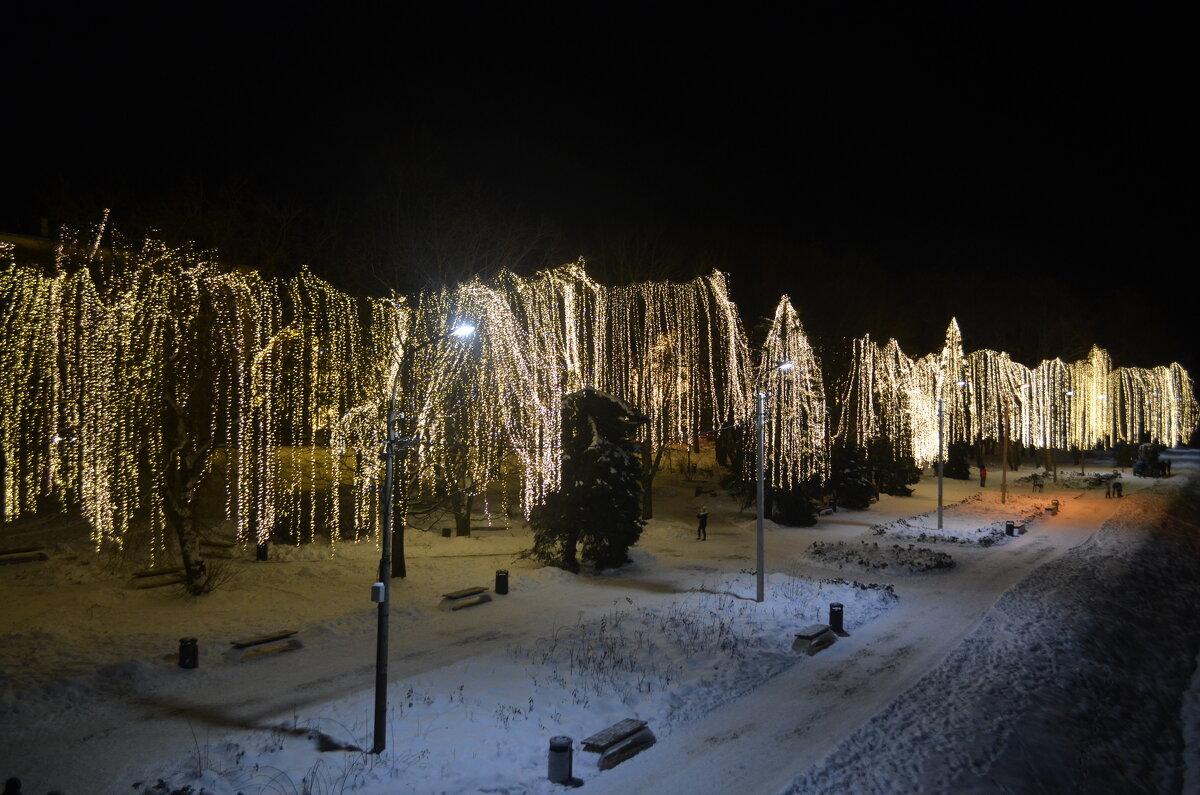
755;362;792;603
937;396;945;529
938;381;968;529
373;321;475;755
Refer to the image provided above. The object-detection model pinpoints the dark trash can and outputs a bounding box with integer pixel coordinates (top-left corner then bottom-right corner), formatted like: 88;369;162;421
1005;521;1015;536
178;637;198;669
495;569;509;595
548;736;573;783
829;603;844;634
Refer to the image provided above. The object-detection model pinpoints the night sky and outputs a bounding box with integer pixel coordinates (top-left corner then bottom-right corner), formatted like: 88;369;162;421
6;2;1194;376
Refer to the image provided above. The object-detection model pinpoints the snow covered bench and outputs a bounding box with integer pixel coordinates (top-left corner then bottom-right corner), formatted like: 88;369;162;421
582;718;656;770
441;586;492;610
230;628;303;661
0;546;49;565
792;624;837;655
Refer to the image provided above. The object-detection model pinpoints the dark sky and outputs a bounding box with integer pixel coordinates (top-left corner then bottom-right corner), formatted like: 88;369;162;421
6;1;1194;374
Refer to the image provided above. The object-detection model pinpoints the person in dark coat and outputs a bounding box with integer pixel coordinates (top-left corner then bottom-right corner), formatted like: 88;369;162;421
696;506;708;540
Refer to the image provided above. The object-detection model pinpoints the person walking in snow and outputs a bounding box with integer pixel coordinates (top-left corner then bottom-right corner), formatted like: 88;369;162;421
979;466;987;487
696;506;708;540
1105;481;1112;498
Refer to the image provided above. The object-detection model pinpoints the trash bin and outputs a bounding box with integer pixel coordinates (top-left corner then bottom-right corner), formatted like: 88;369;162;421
1005;521;1015;536
495;569;509;595
829;603;844;634
548;736;573;783
178;637;198;669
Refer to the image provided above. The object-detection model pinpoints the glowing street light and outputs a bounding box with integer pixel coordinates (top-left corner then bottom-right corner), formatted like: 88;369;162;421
755;361;793;603
374;319;476;755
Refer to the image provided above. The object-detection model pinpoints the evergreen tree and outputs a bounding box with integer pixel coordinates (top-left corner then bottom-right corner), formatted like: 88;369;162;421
944;441;972;480
770;475;826;526
867;437;922;497
528;389;647;572
830;444;876;510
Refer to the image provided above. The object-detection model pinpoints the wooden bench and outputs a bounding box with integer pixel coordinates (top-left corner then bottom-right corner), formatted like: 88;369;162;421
239;638;303;661
450;594;492;610
0;546;49;565
231;628;298;649
582;718;656;770
130;567;184;588
441;586;492;611
442;586;487;600
230;629;303;662
792;624;837;655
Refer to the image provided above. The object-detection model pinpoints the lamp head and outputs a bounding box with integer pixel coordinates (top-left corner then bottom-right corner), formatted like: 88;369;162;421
450;323;476;339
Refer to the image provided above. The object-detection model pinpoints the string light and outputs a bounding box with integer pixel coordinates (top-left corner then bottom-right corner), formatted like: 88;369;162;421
2;230;1196;552
838;320;1198;466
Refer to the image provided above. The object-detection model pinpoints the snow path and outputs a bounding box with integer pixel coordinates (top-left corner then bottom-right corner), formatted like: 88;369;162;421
578;492;1113;794
791;475;1200;793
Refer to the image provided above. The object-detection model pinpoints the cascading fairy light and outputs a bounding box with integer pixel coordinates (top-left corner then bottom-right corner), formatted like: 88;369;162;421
758;297;826;486
4;227;1196;550
837;320;1197;467
1;226;393;551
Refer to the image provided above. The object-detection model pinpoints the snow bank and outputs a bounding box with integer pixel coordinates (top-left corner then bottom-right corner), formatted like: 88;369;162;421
132;574;898;793
871;492;1050;546
806;540;955;575
791;477;1200;793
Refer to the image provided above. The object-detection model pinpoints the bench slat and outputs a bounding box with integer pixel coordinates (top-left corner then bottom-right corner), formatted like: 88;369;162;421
231;629;299;648
442;586;487;600
449;594;491;610
582;718;647;753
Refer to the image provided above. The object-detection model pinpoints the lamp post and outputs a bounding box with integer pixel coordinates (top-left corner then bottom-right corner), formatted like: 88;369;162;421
937;381;967;530
937;395;944;529
755;361;792;603
374;320;475;755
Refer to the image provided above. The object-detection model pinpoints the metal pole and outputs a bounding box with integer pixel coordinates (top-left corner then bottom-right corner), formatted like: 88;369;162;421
373;393;396;754
937;397;944;530
756;390;766;603
1001;400;1009;504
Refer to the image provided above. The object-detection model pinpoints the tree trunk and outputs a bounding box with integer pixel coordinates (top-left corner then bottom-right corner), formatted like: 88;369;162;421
641;441;666;520
162;397;212;595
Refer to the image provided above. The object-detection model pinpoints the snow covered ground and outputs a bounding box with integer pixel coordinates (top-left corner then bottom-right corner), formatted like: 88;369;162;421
2;451;1198;794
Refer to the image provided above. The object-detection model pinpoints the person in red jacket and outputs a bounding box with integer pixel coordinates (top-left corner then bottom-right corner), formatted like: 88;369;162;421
980;466;988;487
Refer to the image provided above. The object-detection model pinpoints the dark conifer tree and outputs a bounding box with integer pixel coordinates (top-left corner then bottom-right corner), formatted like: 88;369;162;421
528;389;647;572
830;444;876;510
944;441;972;480
867;437;922;497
